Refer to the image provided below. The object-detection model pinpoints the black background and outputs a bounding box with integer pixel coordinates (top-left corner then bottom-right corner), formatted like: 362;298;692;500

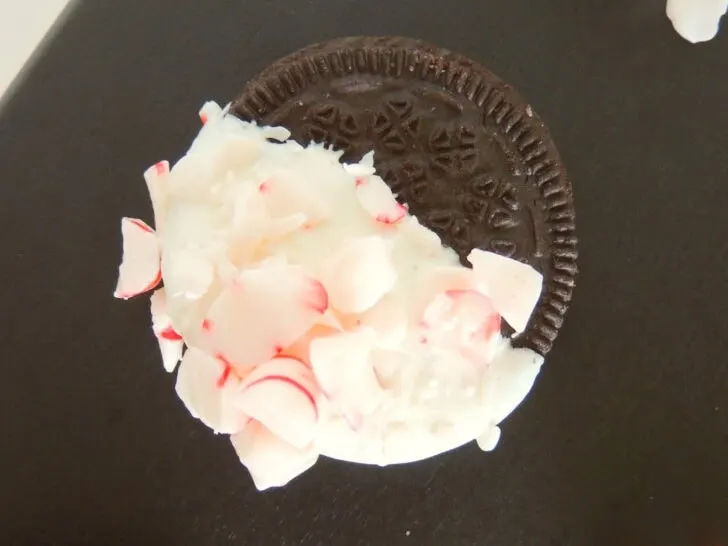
1;0;727;544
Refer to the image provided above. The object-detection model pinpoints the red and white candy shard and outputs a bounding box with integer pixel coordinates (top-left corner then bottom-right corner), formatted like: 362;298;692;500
143;160;170;232
231;420;318;491
467;248;543;334
236;356;319;450
421;289;502;364
309;328;383;425
356;175;407;225
175;347;249;435
114;218;161;300
198;100;222;125
149;288;183;372
203;264;327;368
258;170;329;225
318;236;397;314
115;100;548;490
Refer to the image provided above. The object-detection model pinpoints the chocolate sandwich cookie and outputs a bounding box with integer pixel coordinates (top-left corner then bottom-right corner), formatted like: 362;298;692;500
232;36;577;356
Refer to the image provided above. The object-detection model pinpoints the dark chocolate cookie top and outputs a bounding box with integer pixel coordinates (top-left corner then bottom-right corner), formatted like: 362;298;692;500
232;36;577;356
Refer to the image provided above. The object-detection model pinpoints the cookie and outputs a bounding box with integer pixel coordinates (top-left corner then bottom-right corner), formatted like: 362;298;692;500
232;36;577;356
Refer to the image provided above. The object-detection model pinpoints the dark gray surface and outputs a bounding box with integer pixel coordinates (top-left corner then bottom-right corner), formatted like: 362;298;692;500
1;0;727;544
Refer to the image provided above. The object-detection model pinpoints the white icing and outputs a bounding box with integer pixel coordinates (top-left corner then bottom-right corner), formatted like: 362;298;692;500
115;101;546;490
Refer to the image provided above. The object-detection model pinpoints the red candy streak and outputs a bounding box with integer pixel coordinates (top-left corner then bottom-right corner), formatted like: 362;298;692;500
242;374;318;419
215;353;241;388
158;326;183;341
375;203;407;225
483;313;502;340
304;279;329;313
128;218;154;233
153;161;169;176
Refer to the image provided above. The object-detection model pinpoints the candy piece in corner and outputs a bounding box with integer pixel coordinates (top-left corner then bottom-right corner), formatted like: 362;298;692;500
667;0;728;43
